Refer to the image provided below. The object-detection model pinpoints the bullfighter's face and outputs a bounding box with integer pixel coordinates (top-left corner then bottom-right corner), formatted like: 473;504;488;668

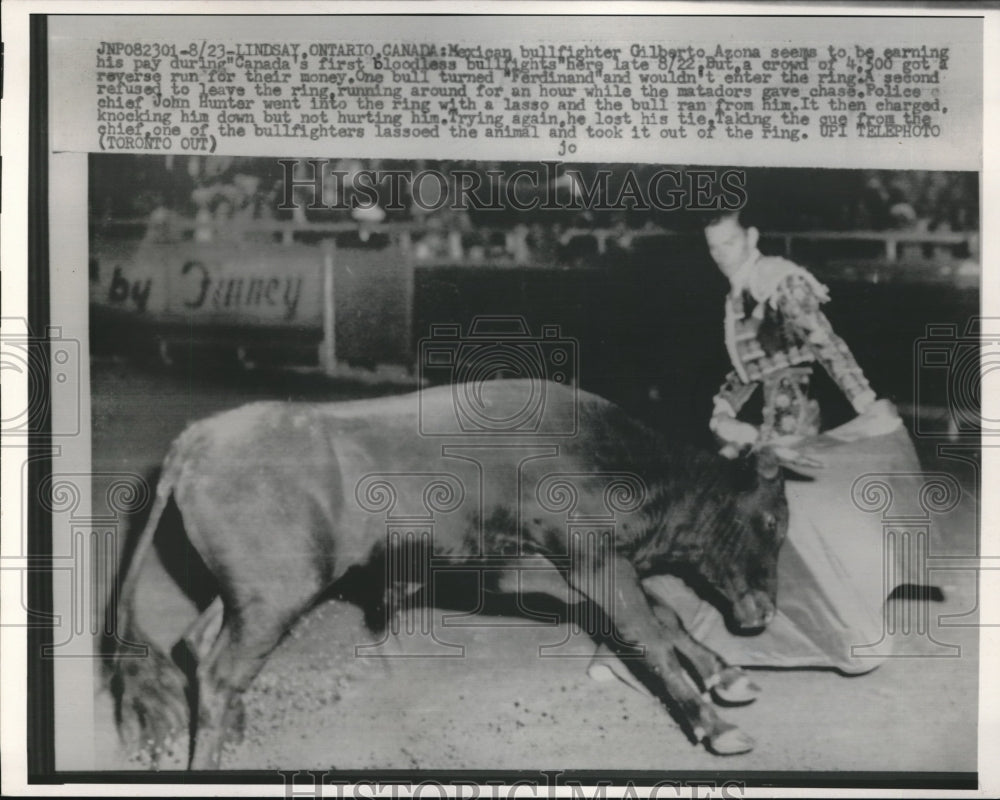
704;215;759;279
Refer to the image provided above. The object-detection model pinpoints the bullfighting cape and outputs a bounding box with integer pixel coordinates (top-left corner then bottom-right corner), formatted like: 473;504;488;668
640;252;921;672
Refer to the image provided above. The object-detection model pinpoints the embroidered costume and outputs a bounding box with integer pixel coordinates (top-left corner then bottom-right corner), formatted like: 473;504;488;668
712;250;876;444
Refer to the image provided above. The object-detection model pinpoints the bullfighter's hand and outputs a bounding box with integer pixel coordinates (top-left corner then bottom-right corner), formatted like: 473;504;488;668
711;415;760;450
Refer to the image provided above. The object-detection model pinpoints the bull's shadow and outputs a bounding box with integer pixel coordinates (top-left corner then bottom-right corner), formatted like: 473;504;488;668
327;561;764;730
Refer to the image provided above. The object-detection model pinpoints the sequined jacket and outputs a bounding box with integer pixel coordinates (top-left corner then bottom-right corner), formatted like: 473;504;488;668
713;250;876;441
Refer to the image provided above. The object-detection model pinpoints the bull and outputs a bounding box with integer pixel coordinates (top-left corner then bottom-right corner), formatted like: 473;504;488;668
110;379;789;769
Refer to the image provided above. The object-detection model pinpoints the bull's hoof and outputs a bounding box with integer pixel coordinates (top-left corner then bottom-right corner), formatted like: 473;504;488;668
710;667;761;705
706;727;755;755
587;661;619;683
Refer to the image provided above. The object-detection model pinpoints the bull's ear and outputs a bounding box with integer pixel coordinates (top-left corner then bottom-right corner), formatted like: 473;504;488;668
755;448;780;481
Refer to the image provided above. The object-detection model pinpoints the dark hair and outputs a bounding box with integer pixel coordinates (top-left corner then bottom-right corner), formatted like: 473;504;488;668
699;208;744;229
699;204;765;231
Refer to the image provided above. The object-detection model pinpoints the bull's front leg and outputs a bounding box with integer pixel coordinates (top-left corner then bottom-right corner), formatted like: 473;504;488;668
567;554;754;755
645;599;761;706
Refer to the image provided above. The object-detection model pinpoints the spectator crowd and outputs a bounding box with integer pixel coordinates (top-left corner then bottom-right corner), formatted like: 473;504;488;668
90;155;979;268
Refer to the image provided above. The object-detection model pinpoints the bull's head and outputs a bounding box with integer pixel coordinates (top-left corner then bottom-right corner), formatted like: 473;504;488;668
694;448;790;632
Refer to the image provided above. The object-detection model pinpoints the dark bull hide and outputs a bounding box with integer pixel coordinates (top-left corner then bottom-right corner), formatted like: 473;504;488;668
109;380;789;768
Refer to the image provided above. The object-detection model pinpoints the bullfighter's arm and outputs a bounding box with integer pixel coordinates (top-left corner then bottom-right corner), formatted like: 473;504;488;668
772;272;877;414
710;372;760;447
712;371;758;418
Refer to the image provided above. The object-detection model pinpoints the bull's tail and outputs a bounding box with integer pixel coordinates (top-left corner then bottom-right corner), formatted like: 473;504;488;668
107;442;191;764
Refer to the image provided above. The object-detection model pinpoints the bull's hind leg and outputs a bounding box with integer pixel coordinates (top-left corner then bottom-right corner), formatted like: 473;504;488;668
172;597;247;746
188;595;317;770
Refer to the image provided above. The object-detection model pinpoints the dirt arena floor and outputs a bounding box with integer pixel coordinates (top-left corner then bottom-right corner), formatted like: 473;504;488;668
89;356;980;775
